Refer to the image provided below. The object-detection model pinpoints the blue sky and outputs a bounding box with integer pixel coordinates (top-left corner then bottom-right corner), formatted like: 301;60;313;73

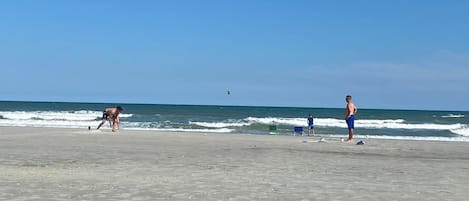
1;0;468;110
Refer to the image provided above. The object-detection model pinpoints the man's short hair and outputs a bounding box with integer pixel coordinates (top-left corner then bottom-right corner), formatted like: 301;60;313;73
346;95;352;101
116;106;124;111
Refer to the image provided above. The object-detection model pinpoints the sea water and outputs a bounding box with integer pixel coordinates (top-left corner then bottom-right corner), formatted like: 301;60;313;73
0;101;468;141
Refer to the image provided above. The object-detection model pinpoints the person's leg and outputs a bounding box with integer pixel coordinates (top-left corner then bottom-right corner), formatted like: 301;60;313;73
97;112;109;130
348;116;355;140
111;118;119;132
346;116;354;141
348;128;354;140
97;119;106;129
115;118;120;130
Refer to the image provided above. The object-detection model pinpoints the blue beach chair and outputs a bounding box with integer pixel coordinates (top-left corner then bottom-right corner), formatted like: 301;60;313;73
294;126;304;136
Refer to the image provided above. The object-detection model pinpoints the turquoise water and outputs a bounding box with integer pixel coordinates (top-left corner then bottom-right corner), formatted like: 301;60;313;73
1;101;468;141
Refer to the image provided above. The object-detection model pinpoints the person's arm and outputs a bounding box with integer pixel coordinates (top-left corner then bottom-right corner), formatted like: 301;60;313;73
111;116;118;131
114;115;120;125
116;116;120;129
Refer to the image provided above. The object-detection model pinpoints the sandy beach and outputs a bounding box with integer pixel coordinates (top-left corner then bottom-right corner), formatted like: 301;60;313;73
0;127;468;201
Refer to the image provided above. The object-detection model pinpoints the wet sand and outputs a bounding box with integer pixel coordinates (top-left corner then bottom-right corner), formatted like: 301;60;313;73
1;127;468;200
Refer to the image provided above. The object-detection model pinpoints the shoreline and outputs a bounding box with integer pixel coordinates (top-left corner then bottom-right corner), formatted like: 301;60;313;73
1;127;469;200
2;125;469;142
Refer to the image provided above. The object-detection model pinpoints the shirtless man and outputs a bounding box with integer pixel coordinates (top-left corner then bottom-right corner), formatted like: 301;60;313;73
345;95;358;141
97;106;123;132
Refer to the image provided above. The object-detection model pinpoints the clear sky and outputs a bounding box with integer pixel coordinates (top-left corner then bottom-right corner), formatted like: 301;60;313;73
1;0;468;111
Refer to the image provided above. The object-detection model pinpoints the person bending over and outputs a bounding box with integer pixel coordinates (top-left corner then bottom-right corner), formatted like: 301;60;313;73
97;106;123;132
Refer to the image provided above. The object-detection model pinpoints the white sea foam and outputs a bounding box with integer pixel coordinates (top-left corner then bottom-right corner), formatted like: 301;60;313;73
0;118;233;133
117;114;133;118
1;110;467;137
124;127;233;133
0;119;97;128
450;126;469;137
243;117;468;136
190;121;251;128
245;117;305;126
442;114;465;118
245;117;461;130
0;110;133;130
318;134;469;142
0;111;133;121
0;111;101;121
356;121;463;130
117;122;234;133
0;123;233;133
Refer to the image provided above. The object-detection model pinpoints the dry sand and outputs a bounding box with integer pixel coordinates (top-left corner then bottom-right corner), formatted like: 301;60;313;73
0;127;469;201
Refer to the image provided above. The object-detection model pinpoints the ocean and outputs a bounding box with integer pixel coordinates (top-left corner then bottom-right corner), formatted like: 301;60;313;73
0;101;468;141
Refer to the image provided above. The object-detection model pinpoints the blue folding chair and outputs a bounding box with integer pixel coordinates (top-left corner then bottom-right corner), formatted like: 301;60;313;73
294;126;304;136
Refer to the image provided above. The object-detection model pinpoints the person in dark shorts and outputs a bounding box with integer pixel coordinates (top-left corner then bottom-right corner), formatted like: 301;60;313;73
307;114;315;136
345;95;358;141
97;106;124;132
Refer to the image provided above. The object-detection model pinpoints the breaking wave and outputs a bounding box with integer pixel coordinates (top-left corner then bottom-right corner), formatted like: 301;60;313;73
193;117;468;136
0;110;467;137
441;114;465;118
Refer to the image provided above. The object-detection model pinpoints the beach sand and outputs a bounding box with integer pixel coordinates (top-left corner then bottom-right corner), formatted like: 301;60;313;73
0;127;468;201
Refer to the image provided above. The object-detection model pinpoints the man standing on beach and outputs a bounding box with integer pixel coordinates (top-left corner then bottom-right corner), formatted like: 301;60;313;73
97;106;123;132
345;95;357;141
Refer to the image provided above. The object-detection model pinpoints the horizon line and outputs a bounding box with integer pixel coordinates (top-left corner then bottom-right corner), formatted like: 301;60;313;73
0;99;467;113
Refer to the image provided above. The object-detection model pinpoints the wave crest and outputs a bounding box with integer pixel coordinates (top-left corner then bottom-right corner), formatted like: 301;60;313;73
190;121;251;128
0;111;133;121
442;114;465;118
192;117;467;136
450;126;469;137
